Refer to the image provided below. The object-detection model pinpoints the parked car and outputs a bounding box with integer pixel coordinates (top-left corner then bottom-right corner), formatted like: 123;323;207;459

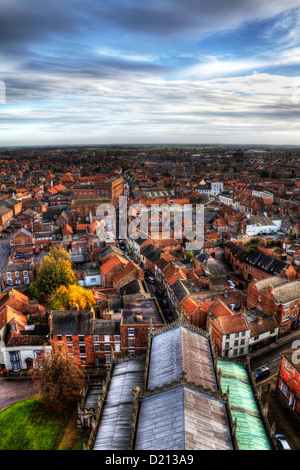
275;434;291;450
15;253;26;259
146;276;156;284
161;299;168;306
253;365;270;381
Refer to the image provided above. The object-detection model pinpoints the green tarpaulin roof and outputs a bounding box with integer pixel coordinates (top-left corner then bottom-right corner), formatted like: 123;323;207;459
217;360;272;450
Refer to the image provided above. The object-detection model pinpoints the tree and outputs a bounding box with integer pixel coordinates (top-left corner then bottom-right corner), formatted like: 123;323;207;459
185;250;194;263
24;282;40;301
50;284;95;311
31;348;85;412
36;248;76;295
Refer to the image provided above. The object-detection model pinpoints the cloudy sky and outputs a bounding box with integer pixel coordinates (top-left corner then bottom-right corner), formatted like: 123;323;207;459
0;0;300;146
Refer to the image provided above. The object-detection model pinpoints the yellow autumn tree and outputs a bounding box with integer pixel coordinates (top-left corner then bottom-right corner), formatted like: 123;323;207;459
50;284;95;311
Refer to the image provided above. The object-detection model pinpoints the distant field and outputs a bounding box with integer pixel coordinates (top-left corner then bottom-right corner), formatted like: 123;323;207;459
0;398;82;450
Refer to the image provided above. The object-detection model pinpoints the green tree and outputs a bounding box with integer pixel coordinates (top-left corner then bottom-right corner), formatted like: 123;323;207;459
36;248;76;295
24;282;40;301
185;250;194;263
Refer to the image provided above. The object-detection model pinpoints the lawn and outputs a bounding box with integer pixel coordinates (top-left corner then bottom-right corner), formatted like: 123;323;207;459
0;398;83;450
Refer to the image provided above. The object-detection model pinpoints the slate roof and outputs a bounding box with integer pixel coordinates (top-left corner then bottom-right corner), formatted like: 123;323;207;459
244;249;290;275
140;244;163;263
225;242;248;262
50;310;92;335
2;260;33;272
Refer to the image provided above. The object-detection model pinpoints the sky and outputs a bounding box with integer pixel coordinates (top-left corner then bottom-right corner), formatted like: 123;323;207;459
0;0;300;146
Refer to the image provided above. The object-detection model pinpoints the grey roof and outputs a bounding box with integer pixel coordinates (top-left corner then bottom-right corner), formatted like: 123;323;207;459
122;298;163;325
91;320;120;336
245;249;290;275
134;386;233;450
99;245;123;259
147;326;217;391
50;310;91;335
84;384;102;410
93;357;146;450
140;244;163;263
120;279;147;296
2;261;33;272
0;205;12;216
255;276;300;303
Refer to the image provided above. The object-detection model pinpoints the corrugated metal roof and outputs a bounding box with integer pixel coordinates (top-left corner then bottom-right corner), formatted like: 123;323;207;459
134;386;233;450
217;360;272;450
93;357;146;450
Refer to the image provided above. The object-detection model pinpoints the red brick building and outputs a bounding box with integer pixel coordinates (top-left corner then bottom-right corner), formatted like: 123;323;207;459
11;228;36;256
50;310;122;367
121;298;165;355
100;255;129;287
72;176;124;207
247;276;300;336
0;289;44;332
1;259;34;289
278;349;300;416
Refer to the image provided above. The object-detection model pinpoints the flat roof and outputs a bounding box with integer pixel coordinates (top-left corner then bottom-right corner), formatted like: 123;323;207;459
122;298;163;325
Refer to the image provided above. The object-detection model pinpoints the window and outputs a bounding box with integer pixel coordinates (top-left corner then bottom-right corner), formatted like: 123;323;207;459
57;335;62;341
66;335;72;342
93;335;99;342
94;344;100;352
128;338;135;349
114;335;120;341
79;345;86;355
105;354;111;364
258;296;262;302
79;335;84;343
234;340;239;347
285;362;291;372
104;335;110;342
104;344;111;352
239;348;244;355
280;382;288;397
235;333;239;338
10;351;21;371
15;271;19;277
115;344;120;352
128;328;135;337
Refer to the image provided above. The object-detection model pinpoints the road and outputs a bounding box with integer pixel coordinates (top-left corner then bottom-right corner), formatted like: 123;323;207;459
250;335;300;384
0;378;38;410
0;234;11;289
